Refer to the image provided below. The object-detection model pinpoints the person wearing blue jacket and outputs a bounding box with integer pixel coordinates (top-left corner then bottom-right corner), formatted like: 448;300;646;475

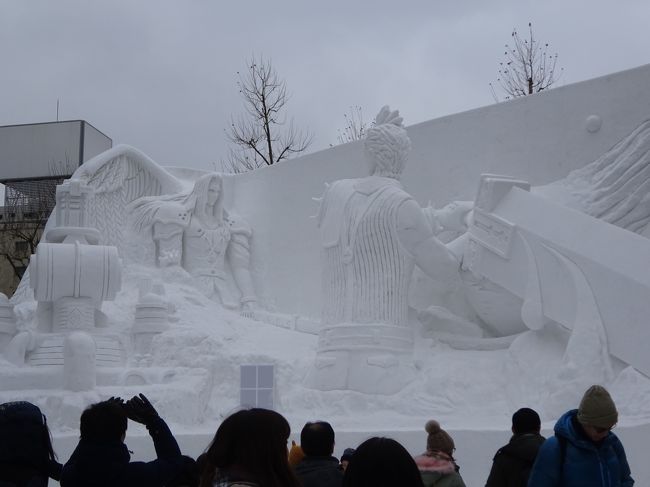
527;385;633;487
61;394;183;487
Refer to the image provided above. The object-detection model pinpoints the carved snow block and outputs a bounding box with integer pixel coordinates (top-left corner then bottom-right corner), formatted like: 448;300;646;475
30;242;121;331
28;334;123;367
465;175;529;274
31;243;121;303
54;297;94;332
308;323;416;394
63;331;96;391
474;174;530;213
133;293;169;356
55;179;93;229
0;293;17;352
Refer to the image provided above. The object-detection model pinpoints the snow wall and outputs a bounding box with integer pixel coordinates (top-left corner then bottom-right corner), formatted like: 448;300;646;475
224;63;650;319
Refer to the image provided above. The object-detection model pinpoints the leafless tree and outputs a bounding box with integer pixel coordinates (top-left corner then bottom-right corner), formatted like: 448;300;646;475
0;159;69;294
490;23;563;102
224;55;312;173
332;105;371;146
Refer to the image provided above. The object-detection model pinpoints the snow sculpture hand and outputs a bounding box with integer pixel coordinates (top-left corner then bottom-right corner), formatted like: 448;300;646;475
240;300;257;319
440;201;473;231
425;201;473;234
123;393;159;426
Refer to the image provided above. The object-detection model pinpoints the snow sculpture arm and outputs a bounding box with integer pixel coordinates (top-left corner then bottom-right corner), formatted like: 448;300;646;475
397;199;461;287
72;145;185;249
226;216;257;307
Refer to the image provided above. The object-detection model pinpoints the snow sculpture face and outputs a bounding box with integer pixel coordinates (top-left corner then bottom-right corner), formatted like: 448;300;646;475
191;173;223;220
363;122;411;179
207;178;221;207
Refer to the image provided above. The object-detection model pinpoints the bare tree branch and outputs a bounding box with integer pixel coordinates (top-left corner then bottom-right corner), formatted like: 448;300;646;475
0;160;68;294
225;55;312;172
491;22;563;102
331;106;371;146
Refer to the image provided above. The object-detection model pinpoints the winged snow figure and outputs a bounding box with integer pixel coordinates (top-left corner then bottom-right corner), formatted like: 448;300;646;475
73;145;257;310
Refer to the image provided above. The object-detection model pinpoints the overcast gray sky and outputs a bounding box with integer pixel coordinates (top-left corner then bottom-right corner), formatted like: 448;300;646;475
1;0;650;171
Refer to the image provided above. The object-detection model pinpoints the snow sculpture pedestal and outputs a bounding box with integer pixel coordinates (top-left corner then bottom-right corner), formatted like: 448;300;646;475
64;331;96;391
133;291;169;360
311;323;415;394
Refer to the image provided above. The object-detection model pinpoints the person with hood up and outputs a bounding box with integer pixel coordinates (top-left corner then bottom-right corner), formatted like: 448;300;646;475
527;385;634;487
61;394;183;487
485;407;545;487
414;420;466;487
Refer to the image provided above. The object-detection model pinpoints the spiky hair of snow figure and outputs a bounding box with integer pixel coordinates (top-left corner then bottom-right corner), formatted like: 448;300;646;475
364;106;411;179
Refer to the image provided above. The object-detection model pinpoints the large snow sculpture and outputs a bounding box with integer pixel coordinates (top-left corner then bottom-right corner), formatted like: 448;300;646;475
130;173;256;309
3;179;122;391
460;173;650;412
30;179;121;334
454;118;650;340
68;146;257;311
307;106;460;394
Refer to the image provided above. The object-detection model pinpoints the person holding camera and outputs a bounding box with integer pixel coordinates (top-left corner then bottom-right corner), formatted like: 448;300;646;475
61;394;183;487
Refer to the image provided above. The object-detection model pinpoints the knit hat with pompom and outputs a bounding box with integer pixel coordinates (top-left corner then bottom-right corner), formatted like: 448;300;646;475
425;420;455;456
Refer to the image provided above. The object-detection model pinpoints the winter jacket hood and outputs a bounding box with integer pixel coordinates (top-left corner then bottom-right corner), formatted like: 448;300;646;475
555;409;617;451
415;452;466;487
414;453;456;475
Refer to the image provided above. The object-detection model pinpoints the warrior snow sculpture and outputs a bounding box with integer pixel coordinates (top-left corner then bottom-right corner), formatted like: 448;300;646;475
130;173;257;310
308;106;460;394
49;145;259;313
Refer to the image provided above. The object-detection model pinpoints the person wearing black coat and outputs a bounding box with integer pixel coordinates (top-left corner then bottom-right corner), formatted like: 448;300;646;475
485;408;545;487
294;421;343;487
61;394;183;487
0;401;62;487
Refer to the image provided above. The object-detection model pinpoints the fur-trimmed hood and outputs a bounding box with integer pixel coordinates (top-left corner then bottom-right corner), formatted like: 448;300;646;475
414;452;456;475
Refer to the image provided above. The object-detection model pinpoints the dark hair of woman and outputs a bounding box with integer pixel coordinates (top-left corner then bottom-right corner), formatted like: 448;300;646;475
342;437;424;487
0;401;62;484
198;408;300;487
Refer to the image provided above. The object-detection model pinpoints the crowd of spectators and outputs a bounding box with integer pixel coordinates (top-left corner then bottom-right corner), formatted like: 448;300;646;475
0;384;633;487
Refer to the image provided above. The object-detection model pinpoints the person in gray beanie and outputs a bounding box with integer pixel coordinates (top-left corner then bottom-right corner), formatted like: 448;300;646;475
527;385;634;487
